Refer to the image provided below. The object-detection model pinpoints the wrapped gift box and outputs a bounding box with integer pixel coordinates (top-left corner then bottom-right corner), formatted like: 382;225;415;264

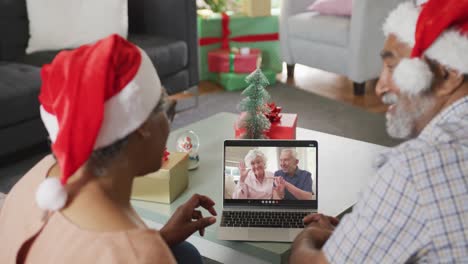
218;69;276;91
243;0;271;17
198;12;281;82
235;112;298;139
131;152;189;204
208;48;261;73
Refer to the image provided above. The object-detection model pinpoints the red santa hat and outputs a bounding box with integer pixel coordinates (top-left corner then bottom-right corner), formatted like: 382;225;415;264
383;0;468;95
36;34;162;211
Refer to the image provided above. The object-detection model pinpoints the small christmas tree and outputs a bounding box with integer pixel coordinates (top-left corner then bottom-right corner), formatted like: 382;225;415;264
238;68;271;139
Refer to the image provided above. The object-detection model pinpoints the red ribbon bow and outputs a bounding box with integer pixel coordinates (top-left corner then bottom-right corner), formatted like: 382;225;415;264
163;147;170;162
199;12;279;49
265;103;282;123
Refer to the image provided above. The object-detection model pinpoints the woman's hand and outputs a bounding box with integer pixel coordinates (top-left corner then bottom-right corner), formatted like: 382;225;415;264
160;194;217;246
239;161;249;183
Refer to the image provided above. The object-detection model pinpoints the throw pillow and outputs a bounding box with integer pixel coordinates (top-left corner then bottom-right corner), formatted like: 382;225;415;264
307;0;353;17
26;0;128;54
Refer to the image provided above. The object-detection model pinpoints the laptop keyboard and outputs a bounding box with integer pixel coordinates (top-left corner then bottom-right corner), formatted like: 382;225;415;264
220;211;310;228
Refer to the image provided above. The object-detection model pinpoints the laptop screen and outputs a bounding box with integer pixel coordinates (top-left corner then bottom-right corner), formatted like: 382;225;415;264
223;140;318;209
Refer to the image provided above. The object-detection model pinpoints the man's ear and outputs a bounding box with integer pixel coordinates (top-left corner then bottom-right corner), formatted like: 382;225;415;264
434;64;464;96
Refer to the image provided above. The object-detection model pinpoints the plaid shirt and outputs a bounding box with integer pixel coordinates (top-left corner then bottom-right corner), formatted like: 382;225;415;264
323;96;468;263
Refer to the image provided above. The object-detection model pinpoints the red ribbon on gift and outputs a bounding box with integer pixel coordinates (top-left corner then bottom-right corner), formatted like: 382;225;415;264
163;147;170;162
199;12;279;49
265;103;282;123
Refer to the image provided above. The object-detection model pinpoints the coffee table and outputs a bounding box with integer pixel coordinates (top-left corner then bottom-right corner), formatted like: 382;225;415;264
132;112;387;264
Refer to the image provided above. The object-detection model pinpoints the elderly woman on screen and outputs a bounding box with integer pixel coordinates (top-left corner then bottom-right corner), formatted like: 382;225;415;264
232;149;280;199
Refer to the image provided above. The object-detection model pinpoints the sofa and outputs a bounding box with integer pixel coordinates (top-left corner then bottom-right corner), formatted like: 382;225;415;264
280;0;405;95
0;0;199;158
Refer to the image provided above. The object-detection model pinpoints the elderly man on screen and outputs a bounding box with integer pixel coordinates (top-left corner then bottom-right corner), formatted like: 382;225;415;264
274;149;314;200
289;0;468;263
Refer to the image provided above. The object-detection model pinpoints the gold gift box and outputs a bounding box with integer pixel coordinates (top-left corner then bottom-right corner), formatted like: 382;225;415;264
131;152;189;204
243;0;271;17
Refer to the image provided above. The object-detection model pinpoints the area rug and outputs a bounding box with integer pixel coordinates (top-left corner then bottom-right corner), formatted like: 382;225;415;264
173;82;401;147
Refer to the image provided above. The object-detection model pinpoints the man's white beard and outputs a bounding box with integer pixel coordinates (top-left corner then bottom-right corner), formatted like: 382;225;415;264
382;93;434;139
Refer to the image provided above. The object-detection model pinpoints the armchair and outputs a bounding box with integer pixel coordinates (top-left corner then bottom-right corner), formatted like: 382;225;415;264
280;0;405;95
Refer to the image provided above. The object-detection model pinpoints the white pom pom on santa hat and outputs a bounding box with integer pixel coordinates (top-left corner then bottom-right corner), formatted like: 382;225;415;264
393;58;433;96
36;178;68;211
383;0;468;95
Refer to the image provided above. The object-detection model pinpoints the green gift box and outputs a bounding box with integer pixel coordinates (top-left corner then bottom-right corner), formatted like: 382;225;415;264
218;70;277;92
198;12;282;82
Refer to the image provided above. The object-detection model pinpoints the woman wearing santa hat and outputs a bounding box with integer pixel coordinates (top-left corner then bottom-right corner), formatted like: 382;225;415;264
0;34;215;263
289;0;468;263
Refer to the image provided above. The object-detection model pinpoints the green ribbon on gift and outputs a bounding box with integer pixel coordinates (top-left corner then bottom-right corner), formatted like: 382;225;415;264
229;53;235;72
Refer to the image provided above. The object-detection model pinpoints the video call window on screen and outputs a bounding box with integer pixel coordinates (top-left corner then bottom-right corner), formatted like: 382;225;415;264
224;147;317;201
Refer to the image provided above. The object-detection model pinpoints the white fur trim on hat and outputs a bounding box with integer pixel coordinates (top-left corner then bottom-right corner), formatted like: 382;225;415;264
383;2;420;46
36;178;68;211
415;0;428;5
425;30;468;74
40;48;162;149
393;58;433;95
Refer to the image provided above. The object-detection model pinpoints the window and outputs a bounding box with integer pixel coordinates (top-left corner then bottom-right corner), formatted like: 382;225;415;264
225;166;240;182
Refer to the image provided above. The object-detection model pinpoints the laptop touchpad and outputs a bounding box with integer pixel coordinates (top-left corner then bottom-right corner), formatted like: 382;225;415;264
248;229;289;241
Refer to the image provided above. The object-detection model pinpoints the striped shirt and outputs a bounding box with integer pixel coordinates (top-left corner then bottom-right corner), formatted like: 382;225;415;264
323;96;468;263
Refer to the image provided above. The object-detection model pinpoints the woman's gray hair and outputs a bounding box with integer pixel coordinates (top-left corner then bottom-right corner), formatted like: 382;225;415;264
244;149;267;168
281;148;297;159
87;89;168;176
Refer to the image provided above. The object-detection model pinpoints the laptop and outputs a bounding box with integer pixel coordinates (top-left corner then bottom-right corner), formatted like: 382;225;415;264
218;140;318;242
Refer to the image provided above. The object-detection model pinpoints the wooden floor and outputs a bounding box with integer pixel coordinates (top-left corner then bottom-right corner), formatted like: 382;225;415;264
169;64;387;114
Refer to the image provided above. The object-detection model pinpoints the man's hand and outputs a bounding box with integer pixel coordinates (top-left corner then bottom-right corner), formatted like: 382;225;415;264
303;213;339;231
274;177;286;198
290;214;338;263
292;213;339;251
160;194;217;246
290;227;331;263
239;161;249;183
284;181;313;200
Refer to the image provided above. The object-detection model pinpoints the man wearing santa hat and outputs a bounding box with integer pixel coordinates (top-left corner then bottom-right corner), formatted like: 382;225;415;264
289;0;468;263
0;34;215;263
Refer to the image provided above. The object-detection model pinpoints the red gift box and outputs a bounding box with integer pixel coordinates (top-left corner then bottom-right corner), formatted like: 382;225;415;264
234;112;297;139
208;48;261;73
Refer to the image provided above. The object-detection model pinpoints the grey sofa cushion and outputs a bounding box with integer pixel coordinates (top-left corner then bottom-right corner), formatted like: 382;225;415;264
288;12;350;48
160;70;189;95
0;63;41;127
19;50;62;67
129;35;188;78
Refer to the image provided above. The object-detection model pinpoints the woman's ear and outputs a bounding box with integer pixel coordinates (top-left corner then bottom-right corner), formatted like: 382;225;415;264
135;121;151;139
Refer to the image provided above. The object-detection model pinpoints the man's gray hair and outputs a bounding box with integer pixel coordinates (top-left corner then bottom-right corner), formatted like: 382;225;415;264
281;148;297;159
244;149;267;168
